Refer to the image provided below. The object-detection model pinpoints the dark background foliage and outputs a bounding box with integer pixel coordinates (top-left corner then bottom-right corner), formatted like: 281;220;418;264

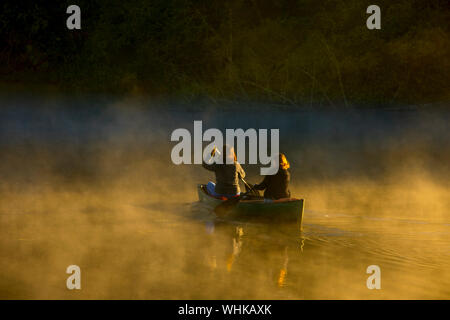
1;0;449;106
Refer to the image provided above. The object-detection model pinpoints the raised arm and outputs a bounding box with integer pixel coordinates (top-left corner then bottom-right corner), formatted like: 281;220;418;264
236;162;246;180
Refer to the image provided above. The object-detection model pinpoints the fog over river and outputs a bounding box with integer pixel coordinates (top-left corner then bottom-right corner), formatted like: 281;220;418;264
0;96;449;299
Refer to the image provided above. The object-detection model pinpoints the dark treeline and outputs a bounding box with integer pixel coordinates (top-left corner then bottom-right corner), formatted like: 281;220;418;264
1;0;449;106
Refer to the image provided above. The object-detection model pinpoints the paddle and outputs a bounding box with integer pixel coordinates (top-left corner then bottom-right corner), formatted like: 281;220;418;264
207;146;220;163
214;177;256;217
241;177;256;194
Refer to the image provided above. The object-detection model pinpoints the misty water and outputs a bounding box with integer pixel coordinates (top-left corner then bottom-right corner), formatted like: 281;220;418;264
0;96;449;299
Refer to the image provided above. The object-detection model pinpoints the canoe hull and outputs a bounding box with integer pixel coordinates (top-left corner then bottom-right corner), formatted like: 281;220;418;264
197;184;304;225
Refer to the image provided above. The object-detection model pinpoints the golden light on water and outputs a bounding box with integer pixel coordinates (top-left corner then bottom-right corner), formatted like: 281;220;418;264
0;105;449;300
1;154;447;299
277;269;287;288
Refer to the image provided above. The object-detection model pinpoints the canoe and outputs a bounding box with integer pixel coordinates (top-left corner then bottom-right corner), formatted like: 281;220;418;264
197;184;304;225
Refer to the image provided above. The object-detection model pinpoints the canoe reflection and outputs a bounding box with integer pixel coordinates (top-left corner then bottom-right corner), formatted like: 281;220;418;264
204;219;304;289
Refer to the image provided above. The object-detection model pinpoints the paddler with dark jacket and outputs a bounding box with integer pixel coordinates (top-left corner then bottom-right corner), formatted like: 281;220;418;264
252;153;291;200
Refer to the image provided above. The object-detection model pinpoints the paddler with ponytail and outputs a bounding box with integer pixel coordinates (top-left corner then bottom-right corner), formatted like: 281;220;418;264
252;153;291;200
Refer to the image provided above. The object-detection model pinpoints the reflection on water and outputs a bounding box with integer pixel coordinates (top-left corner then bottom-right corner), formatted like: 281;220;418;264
0;98;449;299
0;172;449;299
195;214;304;297
192;206;450;299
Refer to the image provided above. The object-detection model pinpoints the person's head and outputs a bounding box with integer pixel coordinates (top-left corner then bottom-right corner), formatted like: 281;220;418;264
279;153;290;170
223;144;237;163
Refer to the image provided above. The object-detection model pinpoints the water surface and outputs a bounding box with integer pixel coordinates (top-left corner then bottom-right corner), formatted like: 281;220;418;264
0;97;448;299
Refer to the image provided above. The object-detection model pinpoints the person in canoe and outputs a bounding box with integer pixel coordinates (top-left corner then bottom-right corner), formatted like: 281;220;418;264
252;153;291;200
202;144;246;199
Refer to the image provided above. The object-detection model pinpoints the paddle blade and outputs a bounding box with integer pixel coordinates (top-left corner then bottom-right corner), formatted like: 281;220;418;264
214;197;241;217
